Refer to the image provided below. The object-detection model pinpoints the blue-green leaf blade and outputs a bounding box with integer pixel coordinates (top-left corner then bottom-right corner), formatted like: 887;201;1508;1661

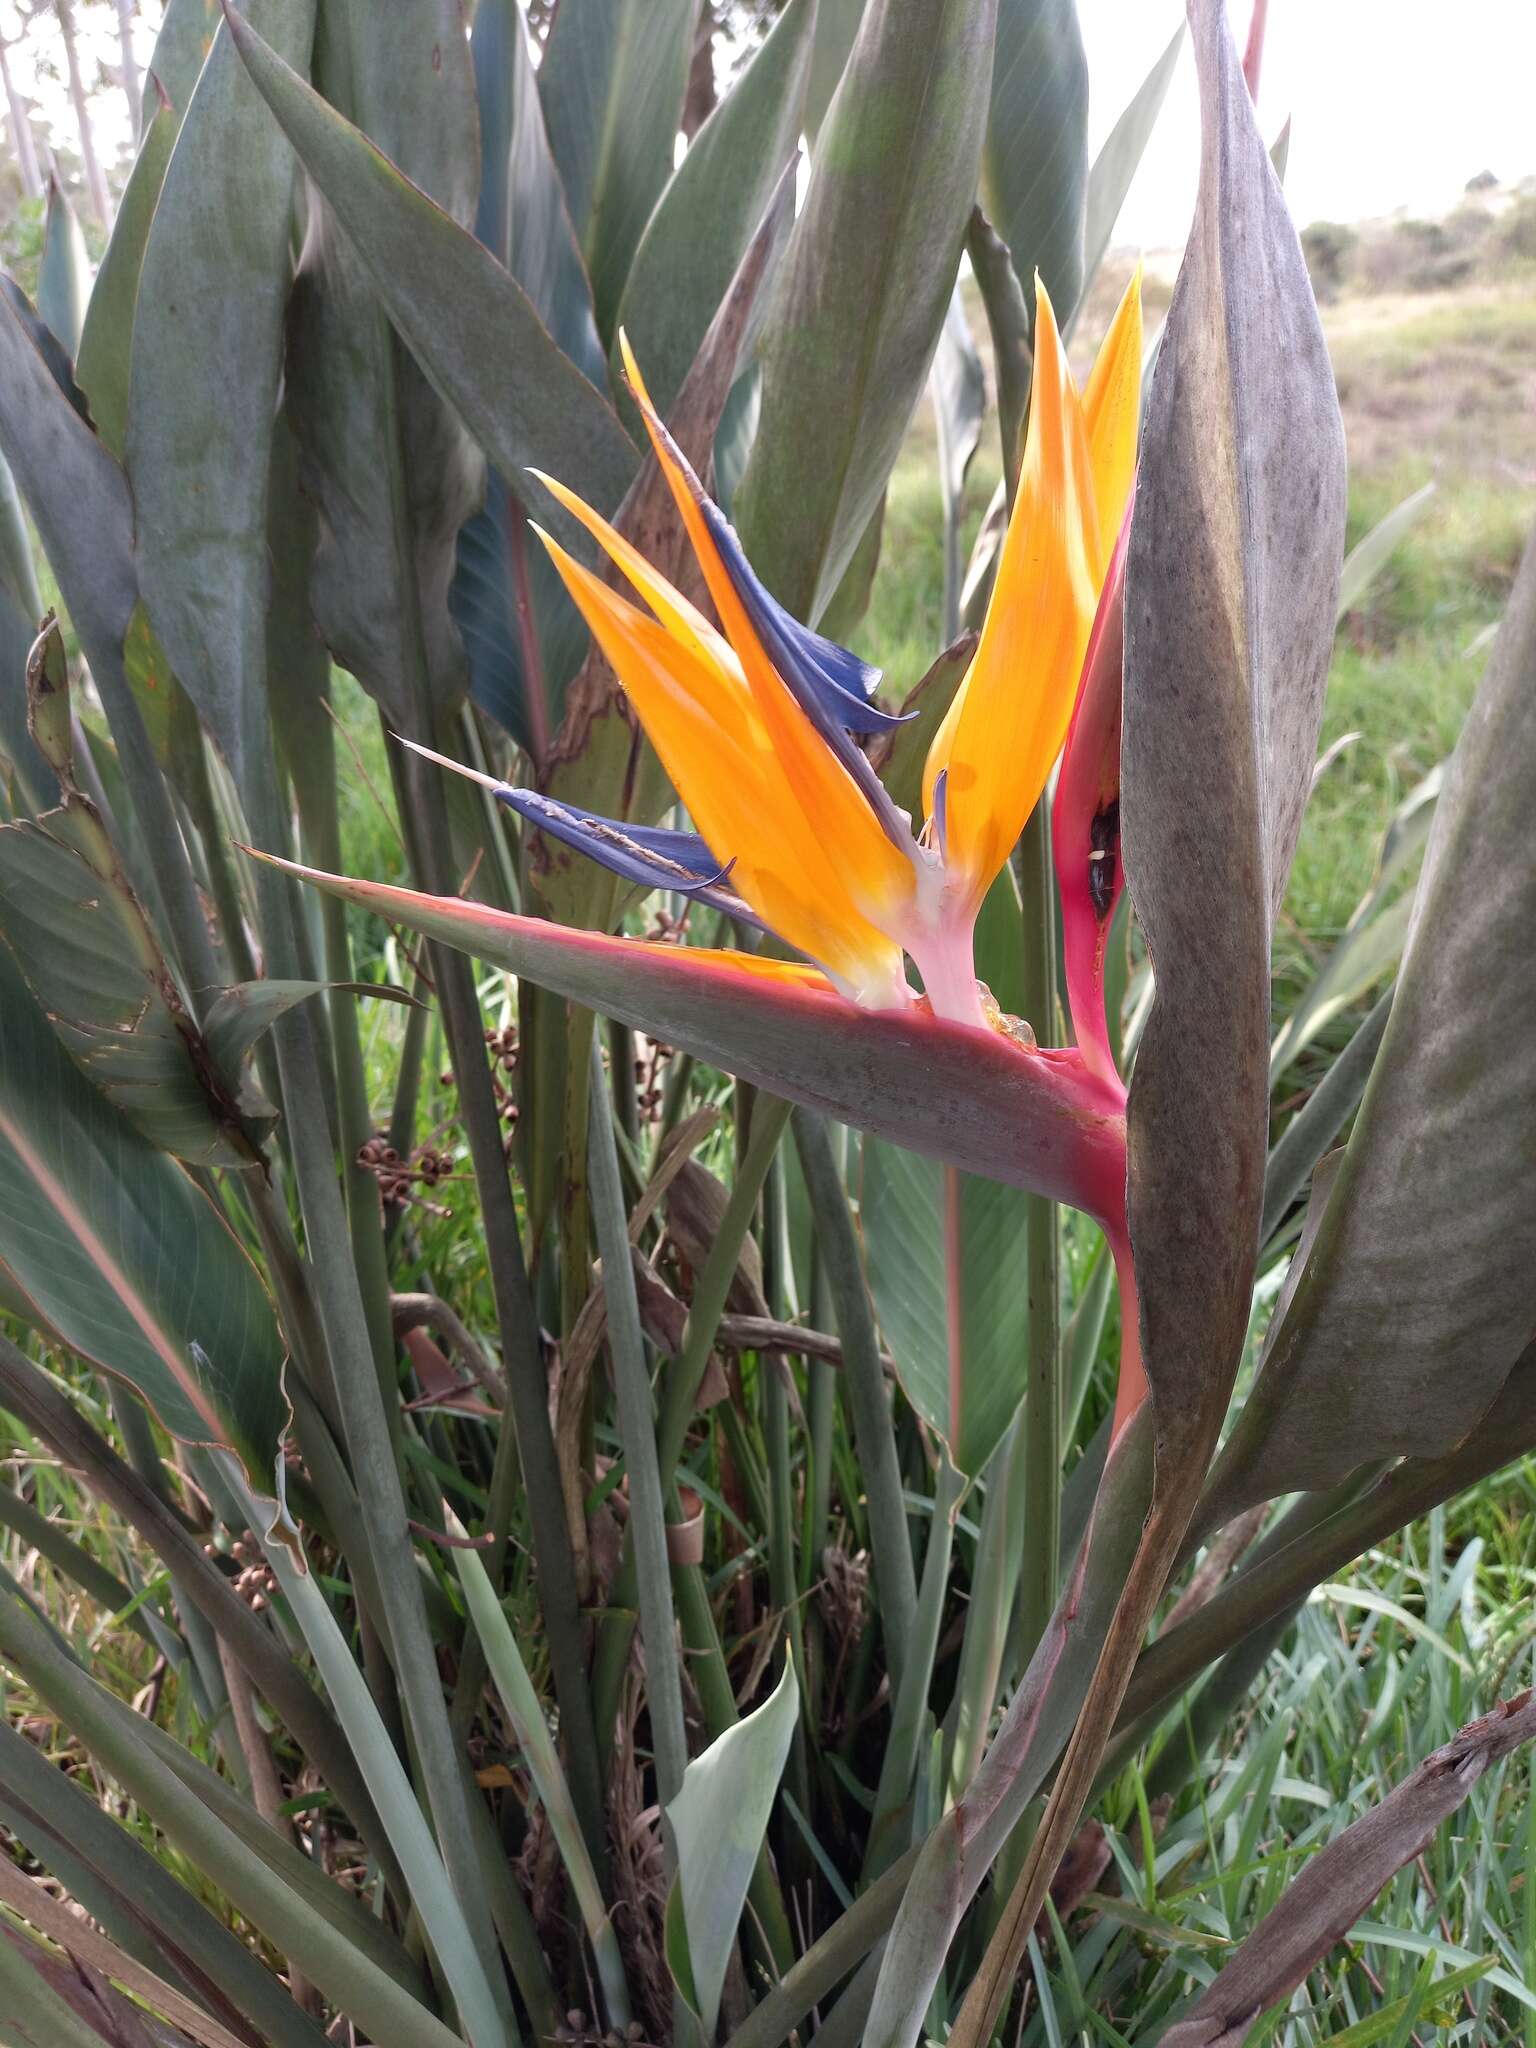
0;946;287;1478
733;0;999;621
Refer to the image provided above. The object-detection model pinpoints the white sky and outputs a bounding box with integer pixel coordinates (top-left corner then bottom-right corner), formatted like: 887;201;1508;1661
1084;0;1536;248
4;1;1534;241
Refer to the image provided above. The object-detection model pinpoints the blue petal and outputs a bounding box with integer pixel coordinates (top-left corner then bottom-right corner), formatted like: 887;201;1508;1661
498;789;768;930
626;389;921;859
694;497;899;737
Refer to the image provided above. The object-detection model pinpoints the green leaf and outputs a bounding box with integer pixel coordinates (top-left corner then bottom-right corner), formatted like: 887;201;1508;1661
0;291;138;706
665;1652;799;2041
1336;479;1436;621
454;0;604;749
965;204;1031;500
816;491;887;644
0;945;286;1479
1261;988;1391;1244
804;0;865;139
74;99;177;458
0;1581;458;2048
225;7;640;554
36;175;91;358
142;0;221;123
448;1507;632;2030
0;551;50;815
981;0;1089;321
204;978;416;1088
1207;520;1536;1513
615;0;814;421
0;450;40;623
128;1;317;791
1078;21;1184;316
868;633;976;823
733;0;999;621
538;0;700;344
222;1475;517;2048
0;1714;340;2048
859;1142;1027;1477
283;0;483;729
472;0;605;385
259;854;1129;1217
1322;1961;1495;2047
931;288;986;643
1269;759;1441;1081
0;808;248;1165
0;631;43;816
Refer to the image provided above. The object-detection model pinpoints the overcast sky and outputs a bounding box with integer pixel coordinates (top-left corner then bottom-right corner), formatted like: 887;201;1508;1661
1085;0;1536;247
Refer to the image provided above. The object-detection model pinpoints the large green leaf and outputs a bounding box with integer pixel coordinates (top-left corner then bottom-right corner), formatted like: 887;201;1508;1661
283;0;482;731
859;1141;1027;1477
537;0;700;344
0;947;286;1477
127;0;317;791
0;292;137;702
142;0;220;122
665;1653;799;2042
36;175;91;357
0;452;40;623
804;0;865;139
0;466;48;813
74;97;177;458
1078;21;1184;313
0;808;247;1166
980;0;1089;320
615;0;814;422
257;855;1129;1219
1206;521;1536;1516
472;0;604;386
0;589;49;816
733;0;998;621
454;0;603;751
226;8;640;555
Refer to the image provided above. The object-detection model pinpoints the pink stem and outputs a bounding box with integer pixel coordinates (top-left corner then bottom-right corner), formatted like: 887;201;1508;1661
1242;0;1269;103
1053;511;1132;1091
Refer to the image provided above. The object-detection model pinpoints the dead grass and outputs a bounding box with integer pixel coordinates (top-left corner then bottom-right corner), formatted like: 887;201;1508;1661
1326;284;1536;482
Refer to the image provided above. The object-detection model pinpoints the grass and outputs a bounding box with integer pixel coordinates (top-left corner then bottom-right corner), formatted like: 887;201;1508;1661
2;264;1534;2041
